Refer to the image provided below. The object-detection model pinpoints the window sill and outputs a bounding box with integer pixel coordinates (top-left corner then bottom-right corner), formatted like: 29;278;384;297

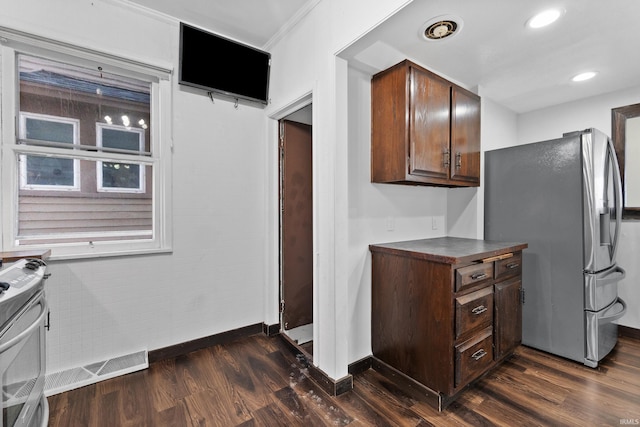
2;245;172;262
46;247;173;261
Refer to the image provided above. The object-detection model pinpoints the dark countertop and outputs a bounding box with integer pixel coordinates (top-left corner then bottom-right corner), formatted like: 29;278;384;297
369;237;528;265
0;249;51;263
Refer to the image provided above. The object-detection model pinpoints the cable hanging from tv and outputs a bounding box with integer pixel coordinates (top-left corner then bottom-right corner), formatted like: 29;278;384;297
206;91;240;109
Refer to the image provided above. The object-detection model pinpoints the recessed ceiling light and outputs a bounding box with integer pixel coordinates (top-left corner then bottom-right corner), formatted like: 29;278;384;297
526;8;564;29
572;71;598;82
420;15;464;41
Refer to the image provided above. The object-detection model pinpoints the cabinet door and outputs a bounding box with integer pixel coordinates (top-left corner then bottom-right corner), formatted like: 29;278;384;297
371;62;409;183
409;66;450;180
494;278;522;360
450;86;481;184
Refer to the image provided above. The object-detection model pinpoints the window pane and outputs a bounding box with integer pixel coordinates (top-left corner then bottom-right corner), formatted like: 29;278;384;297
25;118;74;144
96;125;145;192
25;155;75;186
16;54;154;247
17;157;153;245
102;162;141;189
19;54;151;153
19;115;79;189
102;128;142;151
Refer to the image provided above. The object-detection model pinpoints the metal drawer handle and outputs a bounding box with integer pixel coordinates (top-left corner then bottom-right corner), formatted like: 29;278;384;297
455;152;462;168
443;148;450;168
471;305;487;315
506;262;519;269
471;349;488;361
470;273;487;280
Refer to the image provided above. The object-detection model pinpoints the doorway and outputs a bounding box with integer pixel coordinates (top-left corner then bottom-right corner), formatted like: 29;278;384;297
279;104;313;357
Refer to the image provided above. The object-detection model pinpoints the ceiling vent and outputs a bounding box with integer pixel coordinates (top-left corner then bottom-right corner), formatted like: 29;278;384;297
420;15;463;41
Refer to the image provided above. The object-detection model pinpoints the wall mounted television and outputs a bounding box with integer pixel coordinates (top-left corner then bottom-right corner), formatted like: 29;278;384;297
179;23;271;105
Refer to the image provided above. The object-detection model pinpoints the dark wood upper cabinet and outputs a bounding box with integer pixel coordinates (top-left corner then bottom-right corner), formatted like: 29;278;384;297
371;60;481;187
409;66;451;180
450;86;481;184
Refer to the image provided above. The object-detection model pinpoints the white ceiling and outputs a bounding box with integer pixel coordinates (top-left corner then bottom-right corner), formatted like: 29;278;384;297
124;0;310;48
340;0;640;113
126;0;640;114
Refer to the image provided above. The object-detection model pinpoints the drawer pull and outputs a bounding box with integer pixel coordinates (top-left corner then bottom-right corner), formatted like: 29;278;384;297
471;349;488;361
471;305;487;315
470;273;487;280
506;262;519;269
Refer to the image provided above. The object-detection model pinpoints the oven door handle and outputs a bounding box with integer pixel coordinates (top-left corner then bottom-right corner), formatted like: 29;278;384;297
0;297;47;353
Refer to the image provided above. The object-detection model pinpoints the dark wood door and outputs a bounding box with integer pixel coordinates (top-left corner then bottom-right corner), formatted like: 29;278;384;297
494;277;522;360
280;120;313;331
450;86;481;184
409;66;450;180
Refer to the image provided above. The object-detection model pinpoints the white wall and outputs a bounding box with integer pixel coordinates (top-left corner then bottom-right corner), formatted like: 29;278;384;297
448;96;519;239
1;0;269;373
346;66;449;364
518;85;640;329
266;0;413;379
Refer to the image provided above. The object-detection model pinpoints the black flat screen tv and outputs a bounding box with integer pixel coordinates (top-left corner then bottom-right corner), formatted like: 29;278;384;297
179;23;271;105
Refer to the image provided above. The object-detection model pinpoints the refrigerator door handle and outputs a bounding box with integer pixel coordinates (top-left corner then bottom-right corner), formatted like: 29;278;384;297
599;297;626;322
584;265;626;311
607;138;623;261
599;212;611;246
584;297;626;368
597;265;626;286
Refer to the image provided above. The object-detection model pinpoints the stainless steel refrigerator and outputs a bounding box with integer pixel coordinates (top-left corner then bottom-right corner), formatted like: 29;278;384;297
484;128;627;367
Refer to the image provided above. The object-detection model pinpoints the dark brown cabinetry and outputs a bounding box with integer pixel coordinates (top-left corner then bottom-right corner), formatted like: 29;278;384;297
371;60;481;187
494;277;523;360
369;237;527;410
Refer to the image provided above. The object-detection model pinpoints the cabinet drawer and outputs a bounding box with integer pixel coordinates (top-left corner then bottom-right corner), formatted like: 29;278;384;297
455;328;493;387
455;286;493;339
495;252;522;280
455;263;493;292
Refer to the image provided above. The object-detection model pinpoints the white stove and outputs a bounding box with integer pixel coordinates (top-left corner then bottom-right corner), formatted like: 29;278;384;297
0;258;49;427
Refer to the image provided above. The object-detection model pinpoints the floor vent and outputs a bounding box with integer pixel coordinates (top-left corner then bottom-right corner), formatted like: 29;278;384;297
44;350;148;396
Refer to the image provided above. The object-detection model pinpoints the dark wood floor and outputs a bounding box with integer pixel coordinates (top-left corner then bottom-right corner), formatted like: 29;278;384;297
47;333;640;426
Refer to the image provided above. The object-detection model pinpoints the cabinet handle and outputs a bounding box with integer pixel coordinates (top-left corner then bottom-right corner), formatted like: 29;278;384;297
443;148;450;168
470;273;487;280
471;305;487;315
455;152;462;168
506;262;519;269
471;349;488;361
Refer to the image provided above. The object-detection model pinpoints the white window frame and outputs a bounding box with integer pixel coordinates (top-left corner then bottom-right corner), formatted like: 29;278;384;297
0;27;174;260
96;123;146;194
18;112;81;191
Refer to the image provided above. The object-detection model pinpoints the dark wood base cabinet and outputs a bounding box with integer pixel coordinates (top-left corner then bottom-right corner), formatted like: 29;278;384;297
370;237;527;410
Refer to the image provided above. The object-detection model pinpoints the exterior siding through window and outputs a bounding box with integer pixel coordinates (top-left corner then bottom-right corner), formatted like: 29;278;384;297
17;54;152;245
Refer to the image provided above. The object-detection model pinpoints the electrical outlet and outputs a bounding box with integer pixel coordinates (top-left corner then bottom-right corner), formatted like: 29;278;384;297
386;217;395;231
432;217;438;230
